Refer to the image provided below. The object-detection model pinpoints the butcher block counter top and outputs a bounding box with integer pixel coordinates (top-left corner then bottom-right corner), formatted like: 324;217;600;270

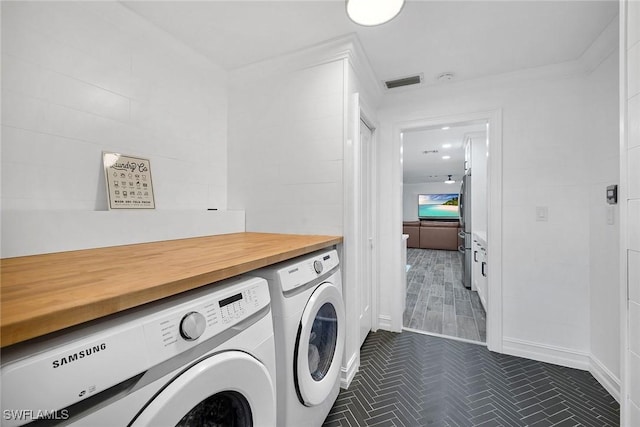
0;232;342;348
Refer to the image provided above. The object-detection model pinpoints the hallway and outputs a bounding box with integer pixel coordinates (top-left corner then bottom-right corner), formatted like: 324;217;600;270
404;249;486;342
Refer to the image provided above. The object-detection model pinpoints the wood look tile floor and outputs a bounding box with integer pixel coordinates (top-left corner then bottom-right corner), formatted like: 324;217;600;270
403;248;486;343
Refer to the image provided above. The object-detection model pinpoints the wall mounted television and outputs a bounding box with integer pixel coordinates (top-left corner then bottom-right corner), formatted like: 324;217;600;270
418;194;460;220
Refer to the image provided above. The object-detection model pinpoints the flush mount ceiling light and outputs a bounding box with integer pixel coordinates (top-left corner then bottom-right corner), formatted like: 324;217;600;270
444;175;456;184
346;0;405;26
442;155;451;160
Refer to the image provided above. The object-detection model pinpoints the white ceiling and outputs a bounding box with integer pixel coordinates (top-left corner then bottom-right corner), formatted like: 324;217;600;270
403;122;486;184
122;0;618;85
121;0;618;184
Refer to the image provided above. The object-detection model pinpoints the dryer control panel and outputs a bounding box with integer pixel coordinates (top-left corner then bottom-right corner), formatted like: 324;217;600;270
278;249;339;293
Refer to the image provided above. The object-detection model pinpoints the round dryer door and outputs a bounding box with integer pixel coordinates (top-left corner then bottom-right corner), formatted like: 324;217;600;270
295;282;345;407
131;351;275;427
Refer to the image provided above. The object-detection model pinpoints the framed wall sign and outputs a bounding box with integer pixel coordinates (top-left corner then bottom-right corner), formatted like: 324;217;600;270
103;152;155;209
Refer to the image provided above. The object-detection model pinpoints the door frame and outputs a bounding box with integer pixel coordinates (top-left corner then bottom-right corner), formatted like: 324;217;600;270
392;109;503;352
359;104;379;345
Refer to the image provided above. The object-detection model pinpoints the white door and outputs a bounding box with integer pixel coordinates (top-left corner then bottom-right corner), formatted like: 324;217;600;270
295;283;345;406
131;351;275;426
359;119;374;347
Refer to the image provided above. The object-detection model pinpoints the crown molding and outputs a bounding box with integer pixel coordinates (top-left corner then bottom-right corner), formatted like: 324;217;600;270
229;33;382;104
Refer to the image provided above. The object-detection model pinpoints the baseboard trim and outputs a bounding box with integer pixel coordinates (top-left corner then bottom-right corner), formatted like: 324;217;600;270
340;351;359;389
589;355;621;403
377;314;393;331
502;337;590;370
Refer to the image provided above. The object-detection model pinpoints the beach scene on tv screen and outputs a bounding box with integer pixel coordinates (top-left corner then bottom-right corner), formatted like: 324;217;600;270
418;194;459;218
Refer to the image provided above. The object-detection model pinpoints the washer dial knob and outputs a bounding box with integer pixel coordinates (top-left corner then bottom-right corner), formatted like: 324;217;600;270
180;311;206;341
313;260;323;274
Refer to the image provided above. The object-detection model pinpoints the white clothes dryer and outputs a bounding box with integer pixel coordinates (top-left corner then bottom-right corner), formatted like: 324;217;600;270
1;276;276;427
250;249;345;427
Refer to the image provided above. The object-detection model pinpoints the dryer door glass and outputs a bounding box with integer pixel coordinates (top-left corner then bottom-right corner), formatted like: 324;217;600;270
176;390;252;427
308;303;338;381
295;282;345;407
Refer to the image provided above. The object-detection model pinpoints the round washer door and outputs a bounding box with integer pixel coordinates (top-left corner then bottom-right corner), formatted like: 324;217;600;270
295;282;345;407
131;351;275;427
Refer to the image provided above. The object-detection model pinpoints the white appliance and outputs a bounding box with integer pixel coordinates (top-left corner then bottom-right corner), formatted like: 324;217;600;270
1;276;276;427
250;249;345;427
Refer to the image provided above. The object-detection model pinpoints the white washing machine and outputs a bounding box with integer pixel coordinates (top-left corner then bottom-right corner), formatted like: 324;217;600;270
250;249;345;427
1;276;276;427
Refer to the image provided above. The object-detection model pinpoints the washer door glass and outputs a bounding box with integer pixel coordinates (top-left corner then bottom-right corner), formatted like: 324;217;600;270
308;303;337;382
295;282;345;407
176;390;251;427
131;351;275;427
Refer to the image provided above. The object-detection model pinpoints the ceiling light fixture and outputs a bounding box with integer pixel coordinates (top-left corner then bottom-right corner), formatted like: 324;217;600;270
442;155;451;160
346;0;405;26
441;126;450;130
442;143;452;148
444;175;456;184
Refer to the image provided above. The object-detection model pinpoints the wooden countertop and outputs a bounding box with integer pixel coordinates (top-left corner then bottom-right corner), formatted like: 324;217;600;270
0;232;342;348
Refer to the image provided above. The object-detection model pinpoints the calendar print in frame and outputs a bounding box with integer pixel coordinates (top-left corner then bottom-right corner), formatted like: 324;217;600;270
103;152;155;209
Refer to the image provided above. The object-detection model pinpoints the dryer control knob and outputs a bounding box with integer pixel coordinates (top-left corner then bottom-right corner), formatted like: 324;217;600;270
180;311;206;341
313;260;323;274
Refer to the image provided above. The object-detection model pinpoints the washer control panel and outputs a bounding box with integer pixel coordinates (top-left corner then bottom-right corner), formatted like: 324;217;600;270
279;249;339;293
144;277;269;362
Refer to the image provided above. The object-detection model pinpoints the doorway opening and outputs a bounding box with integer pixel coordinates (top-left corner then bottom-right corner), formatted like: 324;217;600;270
402;121;487;343
393;109;503;352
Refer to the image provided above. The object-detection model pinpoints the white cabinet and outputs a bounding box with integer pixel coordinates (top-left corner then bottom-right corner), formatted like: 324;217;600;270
464;137;472;172
469;131;488;238
472;234;488;312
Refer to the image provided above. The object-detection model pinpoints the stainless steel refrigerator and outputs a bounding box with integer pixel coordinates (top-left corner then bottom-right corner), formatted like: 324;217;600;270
459;169;472;289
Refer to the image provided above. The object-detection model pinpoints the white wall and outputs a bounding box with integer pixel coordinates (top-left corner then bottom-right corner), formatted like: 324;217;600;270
376;34;619;375
587;50;621;396
227;59;344;236
1;2;241;257
622;0;640;423
403;182;459;221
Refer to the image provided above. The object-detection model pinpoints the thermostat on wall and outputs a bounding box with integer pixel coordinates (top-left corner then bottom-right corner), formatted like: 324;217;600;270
606;185;617;205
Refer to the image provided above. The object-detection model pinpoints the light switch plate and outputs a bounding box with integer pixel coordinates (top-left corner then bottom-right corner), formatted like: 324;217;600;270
536;206;548;222
607;205;615;225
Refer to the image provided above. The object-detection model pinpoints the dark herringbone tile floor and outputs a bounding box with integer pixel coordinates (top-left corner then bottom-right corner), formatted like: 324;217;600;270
324;330;619;427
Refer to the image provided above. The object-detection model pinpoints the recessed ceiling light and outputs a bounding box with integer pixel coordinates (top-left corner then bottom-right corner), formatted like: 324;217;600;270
442;155;451;160
442;143;452;148
441;126;450;130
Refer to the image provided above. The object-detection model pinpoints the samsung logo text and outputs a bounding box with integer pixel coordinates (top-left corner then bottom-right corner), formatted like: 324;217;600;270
52;343;107;368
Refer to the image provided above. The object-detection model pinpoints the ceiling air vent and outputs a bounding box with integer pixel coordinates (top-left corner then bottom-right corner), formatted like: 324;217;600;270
384;74;422;89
